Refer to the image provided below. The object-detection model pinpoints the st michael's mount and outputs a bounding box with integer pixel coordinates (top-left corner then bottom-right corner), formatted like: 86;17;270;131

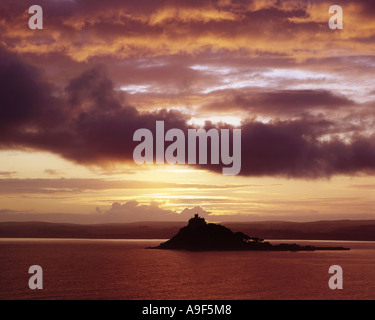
149;214;350;251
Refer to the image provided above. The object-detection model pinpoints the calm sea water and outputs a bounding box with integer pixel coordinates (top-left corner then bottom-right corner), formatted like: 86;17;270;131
0;239;374;300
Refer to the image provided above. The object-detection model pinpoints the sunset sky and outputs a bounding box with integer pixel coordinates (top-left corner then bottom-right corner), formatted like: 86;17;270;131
1;0;375;223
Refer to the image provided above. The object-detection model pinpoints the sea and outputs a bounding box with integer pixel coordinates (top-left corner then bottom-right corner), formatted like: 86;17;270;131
0;239;374;300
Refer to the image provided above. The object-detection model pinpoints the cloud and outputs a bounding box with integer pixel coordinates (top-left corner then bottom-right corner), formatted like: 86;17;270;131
0;51;188;165
0;178;256;195
102;201;212;222
0;47;64;133
347;184;375;190
104;201;175;222
44;169;62;176
238;119;375;178
201;89;355;116
1;46;375;179
176;206;211;219
0;171;17;177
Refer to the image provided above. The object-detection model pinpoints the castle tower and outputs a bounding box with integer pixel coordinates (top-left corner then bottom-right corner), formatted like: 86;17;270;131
188;214;206;228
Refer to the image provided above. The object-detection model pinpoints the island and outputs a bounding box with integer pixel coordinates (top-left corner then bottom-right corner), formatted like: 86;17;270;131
149;214;350;251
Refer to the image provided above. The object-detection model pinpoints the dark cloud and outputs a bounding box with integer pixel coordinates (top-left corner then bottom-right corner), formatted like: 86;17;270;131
238;120;375;178
0;48;63;133
0;49;188;163
191;117;375;178
1;46;375;179
201;89;355;115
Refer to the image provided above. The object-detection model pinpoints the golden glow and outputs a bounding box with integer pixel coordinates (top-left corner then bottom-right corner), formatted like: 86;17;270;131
0;151;374;220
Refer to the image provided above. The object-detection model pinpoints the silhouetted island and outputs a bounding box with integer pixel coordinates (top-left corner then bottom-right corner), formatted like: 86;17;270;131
149;214;350;251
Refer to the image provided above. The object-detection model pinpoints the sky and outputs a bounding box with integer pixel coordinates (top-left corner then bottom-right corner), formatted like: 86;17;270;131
0;0;375;223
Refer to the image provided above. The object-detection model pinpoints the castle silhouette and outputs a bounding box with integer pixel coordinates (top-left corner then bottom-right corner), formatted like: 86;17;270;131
188;214;206;228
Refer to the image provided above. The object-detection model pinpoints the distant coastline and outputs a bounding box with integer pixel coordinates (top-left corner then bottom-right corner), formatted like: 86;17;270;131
0;219;375;241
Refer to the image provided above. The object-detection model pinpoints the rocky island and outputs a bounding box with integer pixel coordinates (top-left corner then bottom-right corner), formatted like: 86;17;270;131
149;214;350;251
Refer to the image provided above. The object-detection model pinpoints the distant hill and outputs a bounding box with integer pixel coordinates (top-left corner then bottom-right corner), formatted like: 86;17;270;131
224;220;375;241
0;219;375;241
